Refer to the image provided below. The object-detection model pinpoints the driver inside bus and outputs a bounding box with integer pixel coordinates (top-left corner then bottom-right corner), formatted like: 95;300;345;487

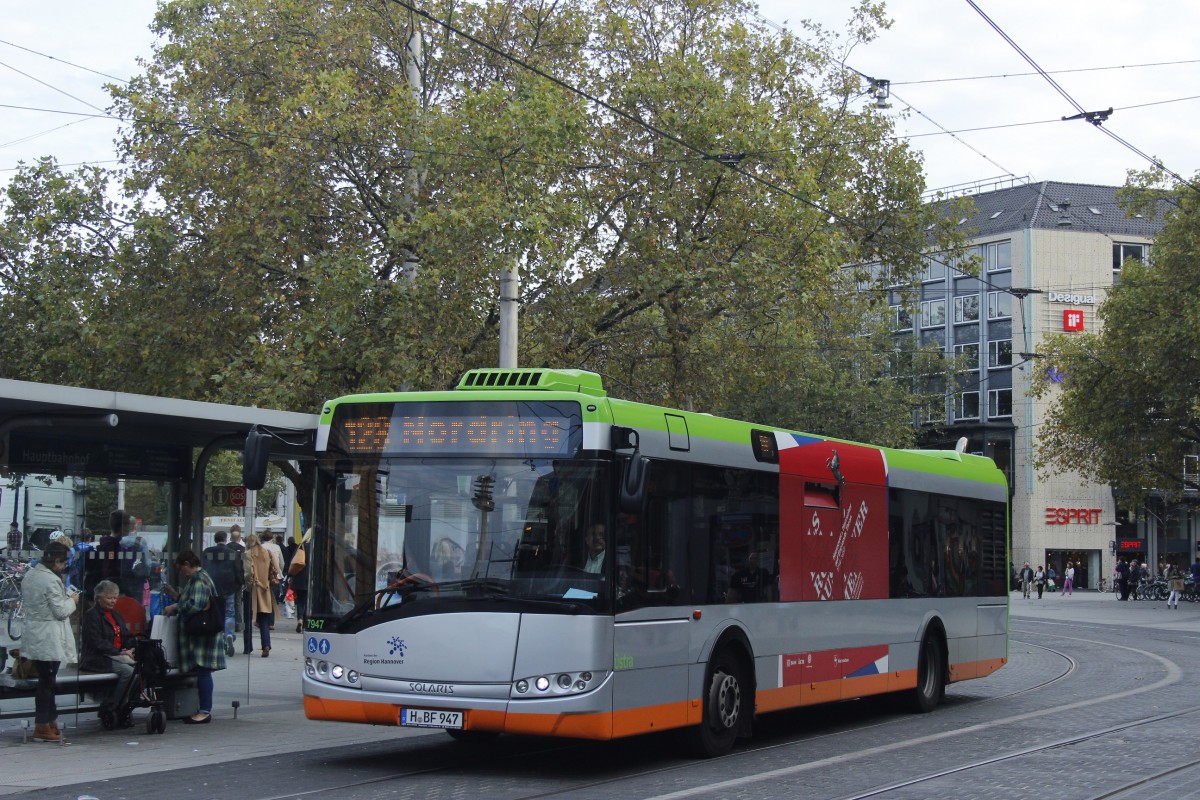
582;524;606;573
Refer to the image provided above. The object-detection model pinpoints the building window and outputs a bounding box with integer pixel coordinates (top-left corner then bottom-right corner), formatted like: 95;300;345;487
923;257;946;282
955;343;979;371
988;389;1012;419
957;392;980;421
954;295;980;323
1113;243;1148;275
920;299;946;327
892;306;912;331
986;241;1012;273
987;291;1011;319
988;339;1012;368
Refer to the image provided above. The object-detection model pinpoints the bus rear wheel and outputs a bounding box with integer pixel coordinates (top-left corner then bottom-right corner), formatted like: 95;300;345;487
906;631;945;713
690;649;745;758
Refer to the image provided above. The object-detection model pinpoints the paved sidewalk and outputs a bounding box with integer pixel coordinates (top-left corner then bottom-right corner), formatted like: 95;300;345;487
0;627;422;795
1009;587;1200;634
3;592;1197;795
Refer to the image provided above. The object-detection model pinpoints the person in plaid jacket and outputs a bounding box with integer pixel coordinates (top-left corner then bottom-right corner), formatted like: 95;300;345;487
163;550;226;724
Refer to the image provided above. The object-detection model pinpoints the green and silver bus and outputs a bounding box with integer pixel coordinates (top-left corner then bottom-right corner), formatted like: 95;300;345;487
295;368;1008;756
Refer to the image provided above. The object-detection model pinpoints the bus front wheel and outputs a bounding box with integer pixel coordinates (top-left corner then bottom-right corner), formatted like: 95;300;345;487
690;648;746;757
906;631;945;713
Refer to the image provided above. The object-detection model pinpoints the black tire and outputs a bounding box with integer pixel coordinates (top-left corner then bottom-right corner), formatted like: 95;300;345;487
689;648;746;758
906;632;946;713
150;710;166;734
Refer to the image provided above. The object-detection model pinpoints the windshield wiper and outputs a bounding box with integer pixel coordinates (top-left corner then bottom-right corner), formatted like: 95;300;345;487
335;571;438;632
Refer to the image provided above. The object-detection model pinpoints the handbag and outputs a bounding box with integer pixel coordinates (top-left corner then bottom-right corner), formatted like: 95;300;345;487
287;545;307;577
183;594;224;636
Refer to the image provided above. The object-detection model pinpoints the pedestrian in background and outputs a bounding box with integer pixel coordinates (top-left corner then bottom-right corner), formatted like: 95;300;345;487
162;550;225;724
290;528;311;633
1019;562;1033;599
1116;558;1131;600
21;541;81;742
71;529;96;601
243;533;280;657
202;531;241;658
227;524;247;635
1034;566;1046;599
1167;568;1185;609
1063;561;1074;596
6;521;23;556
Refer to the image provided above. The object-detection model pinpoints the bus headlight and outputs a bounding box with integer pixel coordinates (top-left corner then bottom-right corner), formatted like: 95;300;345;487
513;670;606;698
331;665;345;680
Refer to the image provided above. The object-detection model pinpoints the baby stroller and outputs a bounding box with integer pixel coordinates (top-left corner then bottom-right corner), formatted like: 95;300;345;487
98;637;170;734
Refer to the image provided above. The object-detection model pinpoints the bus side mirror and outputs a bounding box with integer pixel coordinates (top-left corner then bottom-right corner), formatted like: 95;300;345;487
243;428;272;491
619;454;648;515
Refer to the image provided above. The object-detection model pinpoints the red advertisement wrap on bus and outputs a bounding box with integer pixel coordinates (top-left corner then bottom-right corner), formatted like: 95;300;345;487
778;439;889;602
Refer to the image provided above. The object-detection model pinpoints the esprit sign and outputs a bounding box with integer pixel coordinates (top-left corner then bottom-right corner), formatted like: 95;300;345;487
1045;507;1103;524
1048;292;1098;305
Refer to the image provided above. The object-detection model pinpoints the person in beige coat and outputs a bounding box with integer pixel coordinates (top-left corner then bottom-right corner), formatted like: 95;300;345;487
20;541;80;742
243;534;279;657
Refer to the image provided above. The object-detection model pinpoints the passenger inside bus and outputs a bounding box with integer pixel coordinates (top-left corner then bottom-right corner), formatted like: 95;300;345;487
431;538;466;581
582;524;606;573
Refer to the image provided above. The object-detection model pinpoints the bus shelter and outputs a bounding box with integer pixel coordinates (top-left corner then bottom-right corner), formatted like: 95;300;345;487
0;377;317;727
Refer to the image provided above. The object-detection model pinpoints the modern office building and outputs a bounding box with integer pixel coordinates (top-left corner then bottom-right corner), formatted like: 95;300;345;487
892;179;1184;588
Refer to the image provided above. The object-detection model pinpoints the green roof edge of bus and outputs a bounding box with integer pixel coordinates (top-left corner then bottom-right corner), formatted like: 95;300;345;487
320;369;1005;487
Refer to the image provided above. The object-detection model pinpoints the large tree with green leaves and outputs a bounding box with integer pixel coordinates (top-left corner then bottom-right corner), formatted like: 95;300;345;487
1033;172;1196;501
1;0;964;450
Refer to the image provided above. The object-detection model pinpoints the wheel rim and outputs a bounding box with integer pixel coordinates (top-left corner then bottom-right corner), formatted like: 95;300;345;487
712;669;741;730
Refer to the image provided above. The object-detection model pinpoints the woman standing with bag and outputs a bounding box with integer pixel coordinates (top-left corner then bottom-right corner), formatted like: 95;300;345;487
20;541;81;742
243;534;280;657
163;550;225;724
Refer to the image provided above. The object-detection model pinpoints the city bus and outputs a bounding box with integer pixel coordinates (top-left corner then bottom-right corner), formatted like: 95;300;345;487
285;368;1008;756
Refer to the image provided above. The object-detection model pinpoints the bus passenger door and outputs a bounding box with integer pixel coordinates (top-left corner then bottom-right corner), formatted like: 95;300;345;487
612;459;691;737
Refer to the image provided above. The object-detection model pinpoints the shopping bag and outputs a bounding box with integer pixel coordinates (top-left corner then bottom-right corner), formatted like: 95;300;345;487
150;614;180;669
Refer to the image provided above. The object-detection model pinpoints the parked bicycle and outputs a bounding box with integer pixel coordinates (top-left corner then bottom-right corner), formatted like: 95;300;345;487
0;565;26;640
1132;576;1168;601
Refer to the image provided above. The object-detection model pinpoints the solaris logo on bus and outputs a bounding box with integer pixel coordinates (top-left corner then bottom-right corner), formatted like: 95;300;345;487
388;637;407;656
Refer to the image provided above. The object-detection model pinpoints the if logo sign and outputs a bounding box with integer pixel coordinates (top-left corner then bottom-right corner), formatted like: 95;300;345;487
1063;309;1084;332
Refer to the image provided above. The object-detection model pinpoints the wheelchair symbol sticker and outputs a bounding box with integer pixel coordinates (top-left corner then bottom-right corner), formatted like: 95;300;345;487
318;639;331;655
307;637;319;654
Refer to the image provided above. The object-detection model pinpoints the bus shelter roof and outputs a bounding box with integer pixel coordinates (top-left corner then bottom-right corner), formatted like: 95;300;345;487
0;377;318;480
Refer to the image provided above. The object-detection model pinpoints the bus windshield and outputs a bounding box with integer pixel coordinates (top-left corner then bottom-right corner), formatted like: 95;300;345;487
311;456;612;623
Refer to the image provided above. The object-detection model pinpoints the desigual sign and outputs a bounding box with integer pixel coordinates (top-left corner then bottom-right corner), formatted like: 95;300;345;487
1048;291;1098;305
1045;507;1104;524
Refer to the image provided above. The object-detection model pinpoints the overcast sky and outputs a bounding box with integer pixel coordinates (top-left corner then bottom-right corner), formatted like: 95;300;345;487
3;1;1197;195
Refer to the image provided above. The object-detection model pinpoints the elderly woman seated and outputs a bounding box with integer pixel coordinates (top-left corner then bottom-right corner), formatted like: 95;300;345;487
80;579;137;723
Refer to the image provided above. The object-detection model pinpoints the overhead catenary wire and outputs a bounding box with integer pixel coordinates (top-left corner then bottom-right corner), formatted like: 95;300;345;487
963;0;1200;196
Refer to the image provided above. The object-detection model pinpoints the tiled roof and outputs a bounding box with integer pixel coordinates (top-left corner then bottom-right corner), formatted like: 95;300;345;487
935;181;1168;239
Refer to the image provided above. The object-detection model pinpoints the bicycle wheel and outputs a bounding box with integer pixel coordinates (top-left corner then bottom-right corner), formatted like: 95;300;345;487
6;601;23;640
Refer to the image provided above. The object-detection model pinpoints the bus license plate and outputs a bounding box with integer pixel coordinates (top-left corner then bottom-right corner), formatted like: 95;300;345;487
400;708;463;729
